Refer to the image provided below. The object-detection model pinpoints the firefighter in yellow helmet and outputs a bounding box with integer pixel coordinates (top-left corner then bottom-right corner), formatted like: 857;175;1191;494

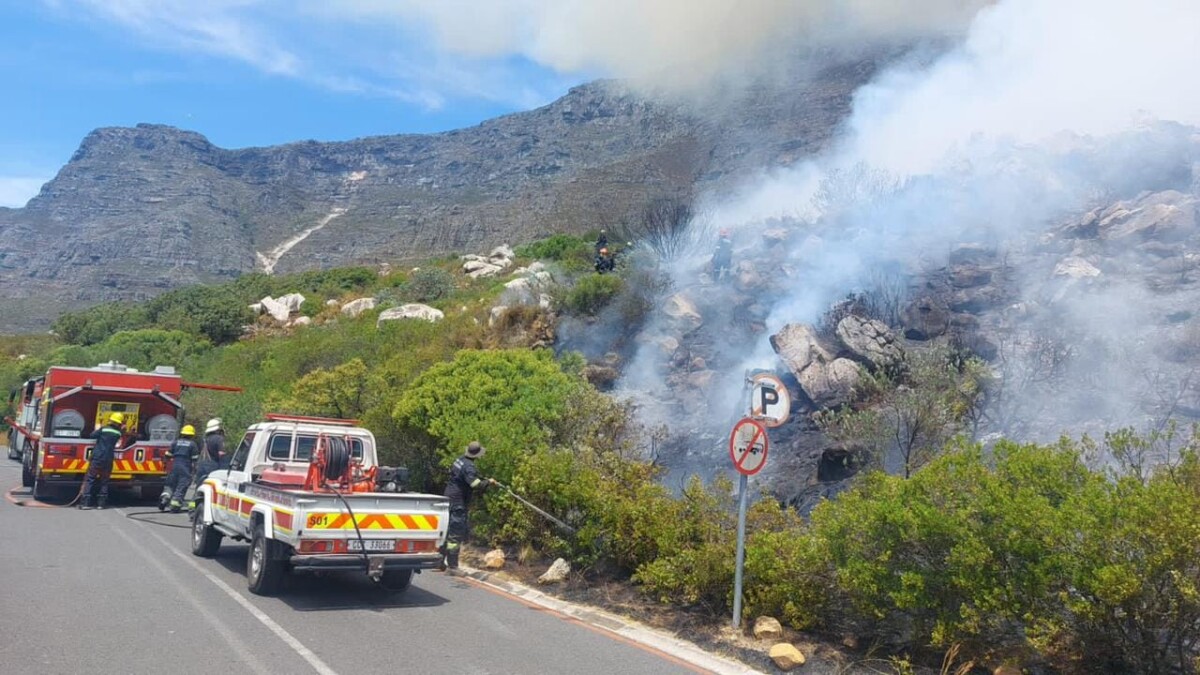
160;424;199;513
79;412;124;510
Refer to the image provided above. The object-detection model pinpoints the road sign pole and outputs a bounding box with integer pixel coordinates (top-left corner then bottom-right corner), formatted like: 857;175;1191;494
732;471;748;629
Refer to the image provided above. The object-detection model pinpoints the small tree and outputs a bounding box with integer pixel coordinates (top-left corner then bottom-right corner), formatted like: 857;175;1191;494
817;346;990;478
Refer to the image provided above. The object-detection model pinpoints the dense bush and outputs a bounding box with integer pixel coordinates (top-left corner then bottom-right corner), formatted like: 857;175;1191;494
563;274;624;316
516;234;594;271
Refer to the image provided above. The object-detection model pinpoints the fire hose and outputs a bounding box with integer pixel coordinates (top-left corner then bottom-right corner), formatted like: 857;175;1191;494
490;480;577;535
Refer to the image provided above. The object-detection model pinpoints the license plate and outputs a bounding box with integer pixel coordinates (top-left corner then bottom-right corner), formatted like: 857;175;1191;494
348;539;394;552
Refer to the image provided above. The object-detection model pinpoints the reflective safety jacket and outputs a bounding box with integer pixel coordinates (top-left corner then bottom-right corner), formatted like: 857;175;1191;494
168;438;200;468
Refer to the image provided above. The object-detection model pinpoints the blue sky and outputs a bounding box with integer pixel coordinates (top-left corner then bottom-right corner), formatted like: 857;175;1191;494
0;1;586;207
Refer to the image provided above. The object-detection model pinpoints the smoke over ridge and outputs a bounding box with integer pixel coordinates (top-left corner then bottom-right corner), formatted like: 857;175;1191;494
607;0;1200;476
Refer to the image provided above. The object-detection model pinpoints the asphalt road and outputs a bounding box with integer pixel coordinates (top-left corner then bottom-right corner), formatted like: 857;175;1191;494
0;460;716;675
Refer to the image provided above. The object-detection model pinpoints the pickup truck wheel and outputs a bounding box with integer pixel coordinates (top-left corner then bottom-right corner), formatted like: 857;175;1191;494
247;527;286;596
379;569;413;593
7;435;19;461
191;508;222;557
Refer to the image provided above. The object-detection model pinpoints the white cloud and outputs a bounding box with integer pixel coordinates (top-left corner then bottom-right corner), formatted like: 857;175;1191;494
0;177;48;208
63;0;300;75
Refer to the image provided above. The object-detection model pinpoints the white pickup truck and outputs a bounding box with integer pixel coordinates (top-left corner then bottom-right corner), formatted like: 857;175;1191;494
190;415;450;596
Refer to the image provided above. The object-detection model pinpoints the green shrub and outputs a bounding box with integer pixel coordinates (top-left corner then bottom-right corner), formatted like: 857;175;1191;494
517;234;592;263
564;274;624;316
406;268;455;303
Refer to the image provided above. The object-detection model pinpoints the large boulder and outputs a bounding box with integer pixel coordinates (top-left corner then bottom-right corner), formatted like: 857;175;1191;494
770;324;860;407
377;304;444;324
768;643;806;670
483;549;506;570
1096;190;1197;241
770;324;835;377
1053;256;1101;279
259;296;291;323
341;297;377;317
464;259;505;278
538;558;570;584
277;293;306;313
836;316;902;368
901;296;949;340
662;292;704;333
753;616;784;640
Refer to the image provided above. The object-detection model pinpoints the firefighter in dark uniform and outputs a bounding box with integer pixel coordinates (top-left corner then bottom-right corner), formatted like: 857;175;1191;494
79;412;124;510
189;418;225;511
160;425;198;513
712;228;733;282
441;441;495;571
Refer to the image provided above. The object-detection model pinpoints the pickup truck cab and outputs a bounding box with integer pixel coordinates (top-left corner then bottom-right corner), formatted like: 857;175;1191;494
190;415;449;596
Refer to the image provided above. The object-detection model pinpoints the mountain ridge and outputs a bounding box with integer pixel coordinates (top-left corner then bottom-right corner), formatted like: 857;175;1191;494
0;60;876;332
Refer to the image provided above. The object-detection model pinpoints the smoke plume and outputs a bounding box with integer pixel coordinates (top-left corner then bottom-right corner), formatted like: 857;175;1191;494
620;0;1200;475
332;0;990;90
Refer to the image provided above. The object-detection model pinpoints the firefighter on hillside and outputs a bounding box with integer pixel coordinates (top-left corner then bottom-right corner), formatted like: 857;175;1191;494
79;412;123;510
160;425;199;512
595;229;609;254
441;441;496;571
189;418;225;511
712;228;733;282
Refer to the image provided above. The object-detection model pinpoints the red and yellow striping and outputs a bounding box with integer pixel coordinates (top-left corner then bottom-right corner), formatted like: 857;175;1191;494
42;458;166;475
207;483;295;533
304;512;440;531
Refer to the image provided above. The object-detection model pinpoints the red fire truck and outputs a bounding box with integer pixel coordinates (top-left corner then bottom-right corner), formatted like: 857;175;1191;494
8;361;232;501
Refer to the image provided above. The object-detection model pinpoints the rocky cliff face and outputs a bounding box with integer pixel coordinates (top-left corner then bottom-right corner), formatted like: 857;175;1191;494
0;60;874;331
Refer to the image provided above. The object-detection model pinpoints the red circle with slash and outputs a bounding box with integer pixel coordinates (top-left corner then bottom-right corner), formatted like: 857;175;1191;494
728;417;769;476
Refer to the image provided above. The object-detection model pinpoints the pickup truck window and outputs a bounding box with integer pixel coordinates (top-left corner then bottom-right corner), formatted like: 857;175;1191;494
267;433;293;461
230;432;255;471
295;435;364;461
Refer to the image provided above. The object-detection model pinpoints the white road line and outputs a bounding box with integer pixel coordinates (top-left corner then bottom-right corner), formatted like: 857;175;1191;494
109;520;274;675
120;511;340;675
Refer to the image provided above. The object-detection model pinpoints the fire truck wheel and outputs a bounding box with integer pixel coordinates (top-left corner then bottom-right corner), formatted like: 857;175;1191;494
31;475;52;501
247;527;286;596
20;445;34;488
191;509;223;558
379;569;413;593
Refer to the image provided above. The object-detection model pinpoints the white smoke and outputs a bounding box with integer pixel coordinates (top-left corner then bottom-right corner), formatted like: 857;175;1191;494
327;0;990;89
636;0;1200;452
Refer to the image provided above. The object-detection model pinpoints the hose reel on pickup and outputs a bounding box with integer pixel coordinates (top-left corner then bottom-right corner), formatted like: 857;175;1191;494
303;434;375;493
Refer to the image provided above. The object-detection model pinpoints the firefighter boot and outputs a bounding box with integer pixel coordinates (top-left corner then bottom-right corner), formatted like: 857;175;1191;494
78;499;94;510
159;490;171;512
96;498;108;510
170;499;183;513
445;542;461;570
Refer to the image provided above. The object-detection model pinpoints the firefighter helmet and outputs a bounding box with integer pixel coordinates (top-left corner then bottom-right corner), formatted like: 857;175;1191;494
466;441;486;458
205;418;222;434
719;228;731;237
108;412;125;425
181;424;196;436
599;247;609;255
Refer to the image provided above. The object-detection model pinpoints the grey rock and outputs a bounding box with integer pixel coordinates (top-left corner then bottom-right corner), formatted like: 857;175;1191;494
340;297;377;317
835;315;902;367
902;296;948;340
1053;256;1101;279
377;304;444;324
538;558;571;584
259;296;290;323
770;324;859;407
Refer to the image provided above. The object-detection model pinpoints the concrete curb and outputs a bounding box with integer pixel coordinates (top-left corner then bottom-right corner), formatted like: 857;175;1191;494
454;565;765;675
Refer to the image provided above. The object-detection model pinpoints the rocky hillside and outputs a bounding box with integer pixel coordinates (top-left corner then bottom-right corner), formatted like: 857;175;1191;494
0;59;877;332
